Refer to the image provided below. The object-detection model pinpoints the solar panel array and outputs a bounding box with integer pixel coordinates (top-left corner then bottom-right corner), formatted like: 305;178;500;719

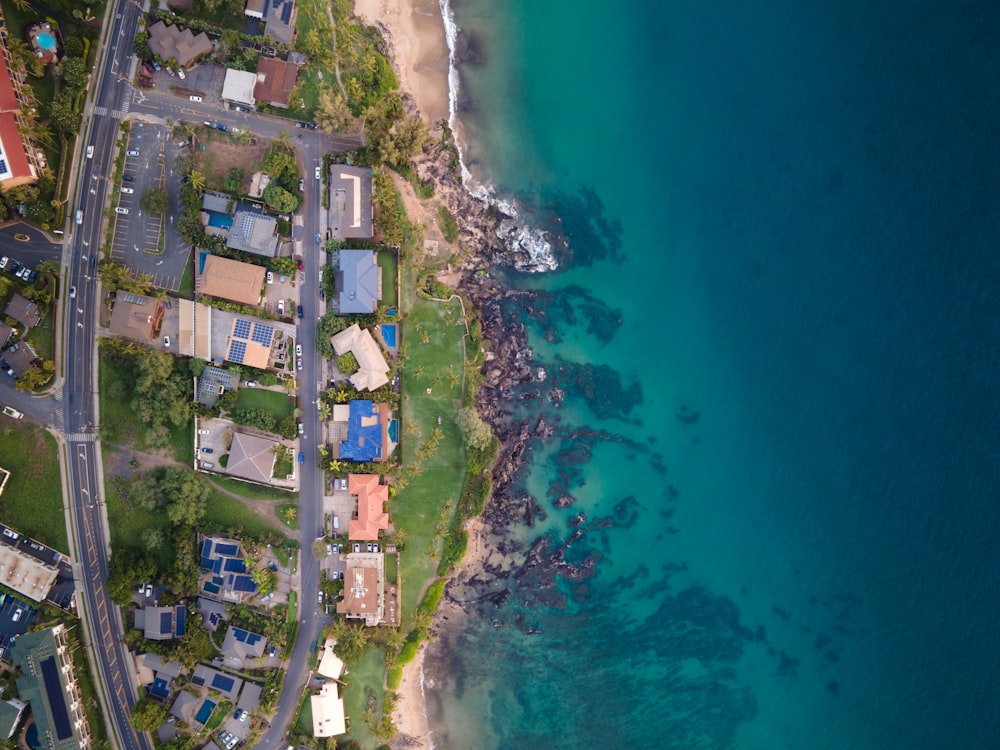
216;543;239;556
212;674;235;692
150;677;170;698
252;323;274;345
224;557;247;573
160;612;173;634
176;607;187;637
233;319;252;339
232;574;257;593
120;292;148;306
227;340;247;364
233;627;249;643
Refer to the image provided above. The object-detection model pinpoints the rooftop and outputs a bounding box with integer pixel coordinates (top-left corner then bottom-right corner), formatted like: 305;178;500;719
147;21;213;68
108;292;164;341
254;56;300;109
220;625;268;668
196;366;239;408
227;211;279;257
330;166;373;240
336;554;384;626
222;68;258;107
311;683;347;737
336;249;381;314
338;400;385;462
347;473;390;541
4;293;42;329
200;254;267;306
330;324;390;392
226;432;279;485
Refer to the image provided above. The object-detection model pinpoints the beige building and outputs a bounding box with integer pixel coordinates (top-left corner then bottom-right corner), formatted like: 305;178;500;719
311;683;347;737
336;552;384;626
199;255;266;306
225;432;278;485
330;324;390;392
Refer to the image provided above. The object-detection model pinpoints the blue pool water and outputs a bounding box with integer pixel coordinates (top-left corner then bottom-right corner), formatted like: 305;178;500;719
207;214;233;231
37;33;55;51
25;724;39;749
385;306;397;316
388;419;399;443
381;324;397;348
195;699;215;725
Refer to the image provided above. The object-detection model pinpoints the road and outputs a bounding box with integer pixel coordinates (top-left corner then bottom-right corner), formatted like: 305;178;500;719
63;1;153;749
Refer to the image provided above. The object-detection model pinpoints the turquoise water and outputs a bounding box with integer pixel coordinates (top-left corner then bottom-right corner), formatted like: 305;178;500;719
37;33;56;51
381;323;398;348
424;1;1000;749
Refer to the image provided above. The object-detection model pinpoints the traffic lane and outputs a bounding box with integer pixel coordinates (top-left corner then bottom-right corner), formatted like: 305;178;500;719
0;223;61;264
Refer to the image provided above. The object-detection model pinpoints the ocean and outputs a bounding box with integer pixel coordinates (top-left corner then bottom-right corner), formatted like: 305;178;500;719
422;1;1000;749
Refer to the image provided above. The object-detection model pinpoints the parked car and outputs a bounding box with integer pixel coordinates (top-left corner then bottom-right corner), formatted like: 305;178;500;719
295;344;302;357
266;271;274;284
201;448;213;454
317;591;323;603
296;358;302;371
298;179;304;192
163;335;170;347
277;299;285;315
121;187;134;194
123;174;134;182
115;207;129;215
298;452;304;464
126;149;140;156
0;257;7;269
234;105;247;113
244;380;256;387
297;304;303;319
166;298;172;308
298;422;304;435
12;608;22;622
315;166;321;180
198;429;210;435
145;584;153;597
201;461;214;469
189;95;201;102
177;68;186;80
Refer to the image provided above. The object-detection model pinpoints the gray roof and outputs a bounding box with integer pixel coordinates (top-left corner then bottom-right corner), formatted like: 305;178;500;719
0;700;25;741
4;293;42;329
138;653;184;680
147;21;213;68
263;0;298;45
237;682;262;712
337;250;381;314
0;322;13;349
169;691;199;723
191;664;243;700
220;625;268;666
201;191;232;215
225;432;278;484
227;211;279;257
3;341;38;377
197;366;239;407
197;596;228;632
329;166;373;240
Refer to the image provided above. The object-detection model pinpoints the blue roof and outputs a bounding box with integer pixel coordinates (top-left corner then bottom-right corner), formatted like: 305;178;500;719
232;575;257;593
212;674;235;692
195;699;215;725
339;400;384;462
159;612;173;635
149;677;170;698
175;607;187;637
201;539;213;558
338;250;380;313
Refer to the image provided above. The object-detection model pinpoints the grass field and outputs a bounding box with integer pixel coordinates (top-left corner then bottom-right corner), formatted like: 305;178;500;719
103;461;176;572
204;489;289;543
0;421;67;553
378;249;399;308
392;265;469;618
233;387;293;420
341;646;387;748
209;475;294;500
24;308;54;362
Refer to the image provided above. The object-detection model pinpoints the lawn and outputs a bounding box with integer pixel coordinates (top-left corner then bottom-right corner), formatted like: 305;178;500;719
204;488;289;543
272;450;294;480
276;501;299;530
24;308;54;362
0;420;67;553
103;461;175;572
178;252;195;299
208;474;293;500
378;248;399;308
392;265;468;618
342;646;387;748
232;387;293;420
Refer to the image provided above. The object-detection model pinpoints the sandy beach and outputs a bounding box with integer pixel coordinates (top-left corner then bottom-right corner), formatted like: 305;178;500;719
354;0;451;125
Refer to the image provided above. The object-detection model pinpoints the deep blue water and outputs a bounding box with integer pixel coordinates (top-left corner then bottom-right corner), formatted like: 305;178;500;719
424;1;1000;749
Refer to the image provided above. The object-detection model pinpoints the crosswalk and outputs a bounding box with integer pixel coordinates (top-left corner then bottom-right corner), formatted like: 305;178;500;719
66;433;97;443
92;96;131;120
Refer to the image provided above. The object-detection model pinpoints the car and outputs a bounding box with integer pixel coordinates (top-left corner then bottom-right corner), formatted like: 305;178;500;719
239;710;247;722
121;187;134;194
277;299;285;315
367;543;373;553
126;149;140;156
295;344;302;357
268;561;278;572
317;591;323;603
234;105;247;113
353;543;360;553
296;304;303;319
189;95;201;102
198;429;210;435
152;61;162;71
266;271;273;284
115;207;129;214
244;380;256;387
166;298;172;309
177;68;186;80
297;260;303;270
296;358;302;371
123;174;134;182
163;335;170;347
86;145;94;159
216;123;229;132
296;121;306;128
297;422;304;435
326;543;333;555
201;447;214;454
75;210;84;225
166;67;175;76
315;166;321;180
0;257;7;269
269;645;276;656
12;608;22;622
145;584;153;597
298;179;304;192
69;286;76;299
298;452;304;464
338;478;347;491
139;78;154;88
200;461;214;469
308;122;317;130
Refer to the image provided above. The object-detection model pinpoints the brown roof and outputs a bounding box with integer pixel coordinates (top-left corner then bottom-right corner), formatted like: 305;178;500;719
347;474;389;541
4;294;42;329
4;341;38;377
199;255;266;306
254;57;300;109
108;293;164;341
336;562;379;623
148;21;213;68
225;432;278;484
0;322;13;348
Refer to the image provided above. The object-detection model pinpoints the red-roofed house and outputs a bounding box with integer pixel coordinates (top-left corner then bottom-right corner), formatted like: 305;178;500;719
347;474;390;541
0;18;43;187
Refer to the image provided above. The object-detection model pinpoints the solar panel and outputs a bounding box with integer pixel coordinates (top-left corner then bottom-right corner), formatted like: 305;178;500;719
223;558;246;573
200;556;213;570
209;612;220;626
0;159;9;176
150;677;170;698
251;323;274;345
120;292;148;306
201;539;213;558
280;3;292;23
175;607;187;637
212;674;235;692
228;340;247;364
212;558;223;575
160;612;173;634
192;673;206;686
41;656;73;739
234;627;248;643
233;575;257;593
216;543;239;556
247;632;262;646
233;319;252;339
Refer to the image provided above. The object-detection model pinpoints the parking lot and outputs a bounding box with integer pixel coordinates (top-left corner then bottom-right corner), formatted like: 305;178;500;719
109;123;190;291
0;593;37;661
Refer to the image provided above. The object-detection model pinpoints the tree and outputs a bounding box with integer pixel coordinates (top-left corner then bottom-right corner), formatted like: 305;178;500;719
49;89;81;134
107;548;157;605
336;352;359;375
315;87;354;134
133;30;152;61
188;170;206;191
130;698;167;732
250;566;277;596
456;408;493;451
140;186;169;216
160;468;210;527
262;184;299;214
221;28;241;56
278;414;298;440
14;366;51;392
60;57;89;90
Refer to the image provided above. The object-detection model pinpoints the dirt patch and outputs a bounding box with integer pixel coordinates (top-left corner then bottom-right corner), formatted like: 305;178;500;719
196;134;268;186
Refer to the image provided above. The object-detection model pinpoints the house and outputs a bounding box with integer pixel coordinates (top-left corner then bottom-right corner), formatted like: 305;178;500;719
347;474;390;541
107;292;165;341
0;40;41;187
226;432;279;484
199;255;267;306
227;211;279;257
2;341;39;379
191;664;243;701
196;596;228;632
336;552;384;626
147;21;213;68
224;318;275;369
254;56;300;109
336;249;381;314
199;536;258;602
0;322;14;349
11;625;92;750
220;625;267;669
222;68;258;109
317;638;345;680
4;293;42;329
169;691;200;725
244;0;266;18
330;324;390;392
133;604;187;641
254;0;298;45
134;653;184;702
311;683;347;737
330;166;373;240
200;191;234;238
337;400;387;462
0;527;59;601
0;698;26;740
236;682;262;716
196;366;239;408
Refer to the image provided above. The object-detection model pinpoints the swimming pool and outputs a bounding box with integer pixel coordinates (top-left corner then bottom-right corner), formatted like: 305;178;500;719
388;419;399;443
36;33;56;51
381;323;398;348
195;699;216;725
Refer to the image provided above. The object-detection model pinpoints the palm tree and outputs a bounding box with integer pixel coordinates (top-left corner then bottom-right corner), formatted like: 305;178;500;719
188;170;206;191
12;0;32;13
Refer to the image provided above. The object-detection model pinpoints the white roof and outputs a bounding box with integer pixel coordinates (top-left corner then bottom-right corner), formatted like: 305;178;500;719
222;69;257;106
311;683;347;737
330;324;390;391
317;638;345;680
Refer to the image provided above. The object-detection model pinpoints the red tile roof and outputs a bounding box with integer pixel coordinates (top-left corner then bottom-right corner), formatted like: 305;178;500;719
347;474;390;541
0;51;20;112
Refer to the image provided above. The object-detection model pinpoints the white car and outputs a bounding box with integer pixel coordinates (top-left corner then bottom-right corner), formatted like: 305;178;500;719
121;187;134;194
115;207;129;215
189;95;201;102
86;145;94;159
198;429;210;435
69;286;76;299
277;299;284;315
126;149;140;156
266;271;274;284
297;422;304;435
295;344;302;357
315;166;321;180
163;335;170;348
0;257;7;269
296;358;302;371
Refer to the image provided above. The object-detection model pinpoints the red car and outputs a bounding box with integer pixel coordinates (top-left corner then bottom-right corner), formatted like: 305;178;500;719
297;260;303;270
